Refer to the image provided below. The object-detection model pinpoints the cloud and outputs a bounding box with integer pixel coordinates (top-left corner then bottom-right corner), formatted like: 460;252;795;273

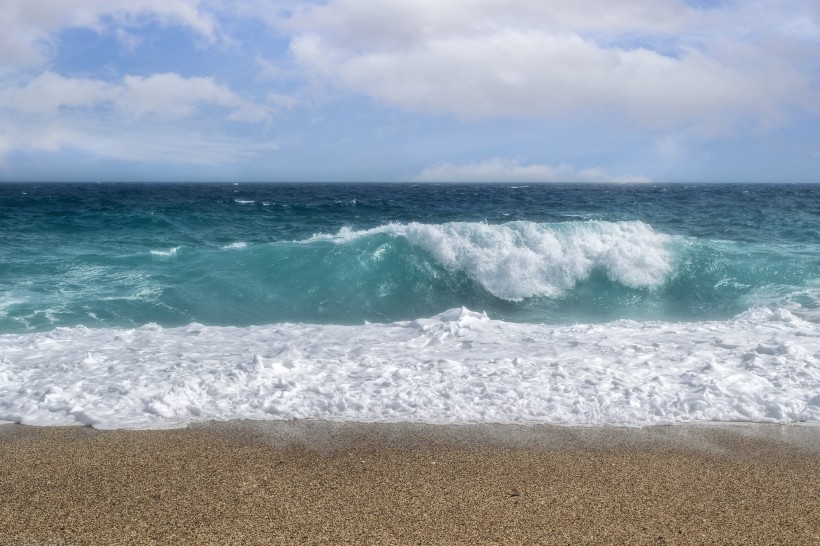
0;71;270;123
291;31;765;125
0;0;217;71
408;158;651;183
116;73;271;122
0;122;85;158
0;72;119;115
0;70;274;164
284;0;819;129
0;116;279;167
1;0;816;180
79;126;280;165
283;0;697;45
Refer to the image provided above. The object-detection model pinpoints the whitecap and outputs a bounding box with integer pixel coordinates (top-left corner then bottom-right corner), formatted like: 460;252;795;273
149;246;179;257
307;220;674;300
221;242;248;250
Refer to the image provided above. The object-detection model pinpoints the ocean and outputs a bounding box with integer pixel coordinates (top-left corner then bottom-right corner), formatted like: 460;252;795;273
1;182;818;428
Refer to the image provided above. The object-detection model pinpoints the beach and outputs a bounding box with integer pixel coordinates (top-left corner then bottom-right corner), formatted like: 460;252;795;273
1;421;818;545
3;0;820;540
2;185;819;543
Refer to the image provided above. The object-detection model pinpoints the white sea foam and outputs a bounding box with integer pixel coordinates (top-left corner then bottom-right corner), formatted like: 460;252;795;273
235;199;255;204
0;307;818;429
221;242;248;250
149;246;180;257
751;282;820;323
310;220;675;300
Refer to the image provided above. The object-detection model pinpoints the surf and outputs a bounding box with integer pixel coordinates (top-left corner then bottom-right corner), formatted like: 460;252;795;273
1;306;818;429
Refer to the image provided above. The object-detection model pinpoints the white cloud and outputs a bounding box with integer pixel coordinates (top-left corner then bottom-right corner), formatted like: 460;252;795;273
266;92;301;109
0;70;273;163
291;31;769;125
0;122;85;157
0;71;270;123
0;0;217;71
117;73;260;121
283;0;697;46
1;0;816;178
114;28;144;51
409;158;651;183
284;0;819;129
0;116;279;167
80;126;280;165
0;72;119;115
255;54;285;79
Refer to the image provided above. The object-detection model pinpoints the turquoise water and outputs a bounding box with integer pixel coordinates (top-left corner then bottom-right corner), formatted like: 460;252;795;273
1;182;818;332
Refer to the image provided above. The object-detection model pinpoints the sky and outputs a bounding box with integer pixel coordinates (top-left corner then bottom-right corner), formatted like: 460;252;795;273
0;0;818;183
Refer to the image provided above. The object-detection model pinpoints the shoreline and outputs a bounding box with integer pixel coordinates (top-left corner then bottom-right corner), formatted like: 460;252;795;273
2;421;819;544
4;418;820;452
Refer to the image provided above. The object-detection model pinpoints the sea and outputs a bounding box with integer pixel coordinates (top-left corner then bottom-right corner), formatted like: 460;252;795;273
1;182;818;429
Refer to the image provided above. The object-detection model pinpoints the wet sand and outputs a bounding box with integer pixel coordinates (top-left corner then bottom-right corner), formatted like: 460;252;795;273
1;421;819;545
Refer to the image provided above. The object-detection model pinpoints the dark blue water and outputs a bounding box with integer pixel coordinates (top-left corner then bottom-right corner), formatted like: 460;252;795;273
1;182;818;332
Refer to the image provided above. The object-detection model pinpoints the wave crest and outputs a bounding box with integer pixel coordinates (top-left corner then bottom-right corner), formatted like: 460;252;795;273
311;220;674;300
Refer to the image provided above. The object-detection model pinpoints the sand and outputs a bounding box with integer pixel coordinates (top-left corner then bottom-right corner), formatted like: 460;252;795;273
1;420;819;545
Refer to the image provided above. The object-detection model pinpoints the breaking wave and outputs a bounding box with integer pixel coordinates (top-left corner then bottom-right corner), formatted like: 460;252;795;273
310;220;674;300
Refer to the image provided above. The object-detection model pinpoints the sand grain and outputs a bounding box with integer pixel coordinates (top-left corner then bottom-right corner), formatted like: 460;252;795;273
1;422;818;545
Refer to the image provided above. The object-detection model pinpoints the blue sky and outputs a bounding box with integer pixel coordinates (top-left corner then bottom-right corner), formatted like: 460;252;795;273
0;0;818;183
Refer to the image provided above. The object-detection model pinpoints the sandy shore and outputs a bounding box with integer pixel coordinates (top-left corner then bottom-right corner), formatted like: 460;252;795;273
1;421;819;545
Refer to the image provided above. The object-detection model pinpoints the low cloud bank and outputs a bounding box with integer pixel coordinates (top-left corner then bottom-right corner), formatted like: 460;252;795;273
408;158;652;183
